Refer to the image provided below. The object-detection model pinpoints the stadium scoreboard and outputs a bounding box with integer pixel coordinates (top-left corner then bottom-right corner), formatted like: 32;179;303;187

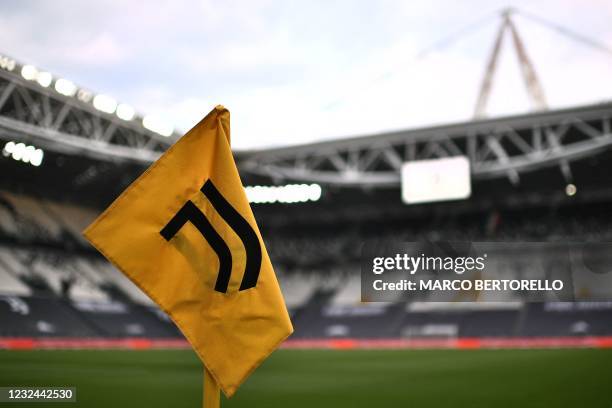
401;156;471;204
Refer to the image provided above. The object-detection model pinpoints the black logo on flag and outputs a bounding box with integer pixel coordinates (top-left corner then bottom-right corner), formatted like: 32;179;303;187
160;180;262;293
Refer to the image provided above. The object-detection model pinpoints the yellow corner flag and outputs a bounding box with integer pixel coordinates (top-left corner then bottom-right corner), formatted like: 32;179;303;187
83;105;293;402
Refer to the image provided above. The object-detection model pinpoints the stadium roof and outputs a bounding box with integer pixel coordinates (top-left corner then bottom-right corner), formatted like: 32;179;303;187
1;49;612;207
239;100;612;186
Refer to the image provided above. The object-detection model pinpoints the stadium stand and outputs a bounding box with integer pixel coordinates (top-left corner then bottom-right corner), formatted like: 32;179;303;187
0;47;609;353
2;187;612;343
1;81;612;347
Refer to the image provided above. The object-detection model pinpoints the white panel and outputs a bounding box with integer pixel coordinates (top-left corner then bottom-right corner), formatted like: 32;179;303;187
0;266;31;296
278;273;318;308
98;262;155;306
401;156;471;204
331;275;361;305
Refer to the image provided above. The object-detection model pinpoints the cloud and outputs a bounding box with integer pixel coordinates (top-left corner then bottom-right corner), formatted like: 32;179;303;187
65;33;127;66
0;0;610;149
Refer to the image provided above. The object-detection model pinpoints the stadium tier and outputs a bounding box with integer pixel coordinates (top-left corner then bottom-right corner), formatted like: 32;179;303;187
2;186;612;343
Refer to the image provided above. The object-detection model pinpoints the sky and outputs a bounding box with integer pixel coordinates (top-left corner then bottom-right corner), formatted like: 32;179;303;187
1;0;611;150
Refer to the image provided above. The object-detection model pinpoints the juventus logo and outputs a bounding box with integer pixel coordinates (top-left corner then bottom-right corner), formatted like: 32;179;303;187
160;180;262;293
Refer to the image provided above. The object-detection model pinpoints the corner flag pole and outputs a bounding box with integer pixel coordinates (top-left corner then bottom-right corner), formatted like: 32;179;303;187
204;367;220;408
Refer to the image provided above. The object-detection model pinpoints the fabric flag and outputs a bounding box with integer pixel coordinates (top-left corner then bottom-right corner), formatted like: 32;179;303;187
83;105;293;400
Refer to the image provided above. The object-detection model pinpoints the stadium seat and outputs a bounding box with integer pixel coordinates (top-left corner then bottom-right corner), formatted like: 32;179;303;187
0;265;31;296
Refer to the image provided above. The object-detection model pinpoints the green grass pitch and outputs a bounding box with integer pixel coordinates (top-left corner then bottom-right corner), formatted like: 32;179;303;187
0;348;611;407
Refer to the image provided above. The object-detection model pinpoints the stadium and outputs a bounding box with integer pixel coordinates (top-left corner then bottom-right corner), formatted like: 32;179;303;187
1;4;612;408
